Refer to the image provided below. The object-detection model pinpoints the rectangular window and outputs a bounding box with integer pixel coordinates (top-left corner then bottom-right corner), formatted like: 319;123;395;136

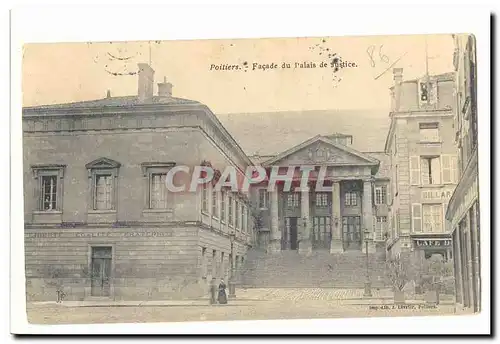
420;156;442;185
212;190;219;218
410;156;420;185
149;173;167;209
241;204;245;233
32;165;65;212
441;155;459;184
312;216;331;247
423;204;444;233
419;122;440;142
286;193;300;207
375;216;387;241
228;195;233;226
201;183;209;213
258;189;268;209
212;250;217;277
141;163;173;211
94;174;113;210
412;203;422;233
221;191;226;222
344;192;357;206
374;186;387;205
315;193;329;207
41;175;57;211
235;200;240;229
201;247;207;277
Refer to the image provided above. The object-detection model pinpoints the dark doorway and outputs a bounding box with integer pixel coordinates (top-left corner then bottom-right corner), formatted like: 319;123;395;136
283;217;298;250
342;216;362;251
90;246;112;297
312;216;331;249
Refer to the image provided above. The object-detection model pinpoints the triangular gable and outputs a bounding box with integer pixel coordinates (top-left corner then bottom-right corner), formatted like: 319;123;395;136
85;157;121;169
262;135;379;166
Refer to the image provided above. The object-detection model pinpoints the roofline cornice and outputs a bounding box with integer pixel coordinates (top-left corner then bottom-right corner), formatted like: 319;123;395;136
22;102;204;117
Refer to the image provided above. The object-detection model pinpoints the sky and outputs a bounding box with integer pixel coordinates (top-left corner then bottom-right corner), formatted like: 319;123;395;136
22;34;456;115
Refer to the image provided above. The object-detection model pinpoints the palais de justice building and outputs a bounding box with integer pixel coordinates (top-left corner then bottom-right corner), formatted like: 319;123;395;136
24;63;390;301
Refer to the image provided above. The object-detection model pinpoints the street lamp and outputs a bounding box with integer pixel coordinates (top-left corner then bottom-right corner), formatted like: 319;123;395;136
228;232;236;298
364;228;372;297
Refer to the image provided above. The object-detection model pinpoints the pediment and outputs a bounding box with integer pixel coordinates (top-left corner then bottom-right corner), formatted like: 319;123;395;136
85;157;121;169
263;136;378;167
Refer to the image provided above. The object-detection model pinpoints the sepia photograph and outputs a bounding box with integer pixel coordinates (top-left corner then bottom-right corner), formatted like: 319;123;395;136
9;7;491;336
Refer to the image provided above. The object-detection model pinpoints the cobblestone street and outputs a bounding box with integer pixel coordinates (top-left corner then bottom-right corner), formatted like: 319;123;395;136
26;288;468;325
236;288;395;301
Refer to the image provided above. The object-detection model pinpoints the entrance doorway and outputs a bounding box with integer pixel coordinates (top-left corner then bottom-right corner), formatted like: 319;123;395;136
342;216;362;251
312;216;331;249
90;246;112;297
283;217;298;250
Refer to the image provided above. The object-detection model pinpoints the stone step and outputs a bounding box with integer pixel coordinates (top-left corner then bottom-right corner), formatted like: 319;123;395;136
240;249;389;288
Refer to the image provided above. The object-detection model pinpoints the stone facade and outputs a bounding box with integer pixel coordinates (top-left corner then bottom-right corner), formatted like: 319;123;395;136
385;68;459;262
23;68;253;301
250;135;390;256
446;34;480;312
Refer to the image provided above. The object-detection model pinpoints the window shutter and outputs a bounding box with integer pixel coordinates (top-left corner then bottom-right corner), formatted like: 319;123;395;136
420;158;430;185
431;157;442;184
412;203;422;233
410;156;420;185
451;155;459;183
441;155;452;184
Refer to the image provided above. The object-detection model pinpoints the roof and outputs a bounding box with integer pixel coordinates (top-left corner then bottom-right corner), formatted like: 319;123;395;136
364;152;391;179
22;95;200;111
389;72;455;90
262;135;379;166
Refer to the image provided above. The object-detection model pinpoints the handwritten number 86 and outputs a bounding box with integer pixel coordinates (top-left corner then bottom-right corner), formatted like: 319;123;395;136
367;45;389;67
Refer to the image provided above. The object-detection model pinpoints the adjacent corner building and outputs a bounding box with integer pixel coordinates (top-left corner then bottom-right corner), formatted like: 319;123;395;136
446;34;480;313
384;67;459;263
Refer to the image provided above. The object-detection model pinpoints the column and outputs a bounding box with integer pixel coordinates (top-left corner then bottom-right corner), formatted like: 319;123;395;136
330;181;343;253
299;187;312;255
269;190;281;253
362;180;375;254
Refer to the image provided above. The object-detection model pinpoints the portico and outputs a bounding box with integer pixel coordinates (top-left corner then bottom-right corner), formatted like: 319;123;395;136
258;135;381;255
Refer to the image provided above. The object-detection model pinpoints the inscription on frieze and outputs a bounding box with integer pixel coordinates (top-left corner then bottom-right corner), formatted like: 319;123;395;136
25;231;174;239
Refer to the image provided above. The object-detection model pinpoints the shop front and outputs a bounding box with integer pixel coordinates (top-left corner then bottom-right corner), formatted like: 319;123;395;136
412;237;453;261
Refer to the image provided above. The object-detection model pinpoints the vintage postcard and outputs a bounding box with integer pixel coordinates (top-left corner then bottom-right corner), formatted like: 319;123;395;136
17;32;483;331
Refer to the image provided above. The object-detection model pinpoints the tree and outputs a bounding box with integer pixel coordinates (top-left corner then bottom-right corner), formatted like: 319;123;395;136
385;254;412;304
385;255;411;292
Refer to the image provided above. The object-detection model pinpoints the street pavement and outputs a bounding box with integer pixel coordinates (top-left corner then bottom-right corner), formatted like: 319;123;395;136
26;288;467;325
236;287;395;300
26;300;470;325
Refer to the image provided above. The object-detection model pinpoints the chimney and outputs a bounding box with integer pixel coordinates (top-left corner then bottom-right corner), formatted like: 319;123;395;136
137;63;155;102
158;76;173;97
393;68;403;111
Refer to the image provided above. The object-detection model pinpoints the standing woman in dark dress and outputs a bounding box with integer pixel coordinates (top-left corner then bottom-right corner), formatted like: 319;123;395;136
218;279;228;304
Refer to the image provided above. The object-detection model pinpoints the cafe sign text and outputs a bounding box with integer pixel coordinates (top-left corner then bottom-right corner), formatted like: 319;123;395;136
415;239;452;248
